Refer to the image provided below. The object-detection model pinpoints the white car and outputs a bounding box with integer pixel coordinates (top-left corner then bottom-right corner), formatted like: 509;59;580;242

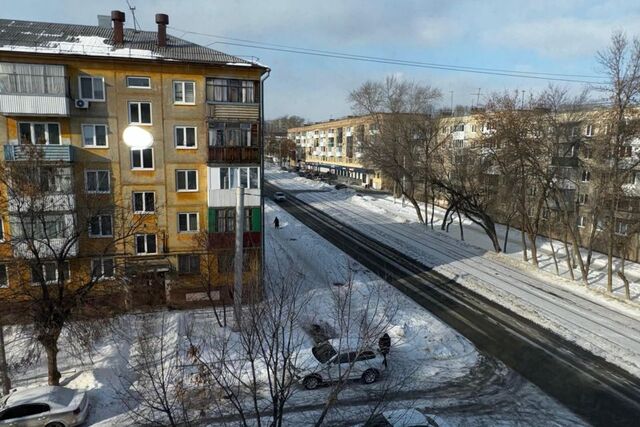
297;340;386;390
364;409;451;427
273;192;286;202
0;386;89;427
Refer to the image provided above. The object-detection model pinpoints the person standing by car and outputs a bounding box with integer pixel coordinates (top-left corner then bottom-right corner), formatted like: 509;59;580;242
274;216;280;229
378;333;391;367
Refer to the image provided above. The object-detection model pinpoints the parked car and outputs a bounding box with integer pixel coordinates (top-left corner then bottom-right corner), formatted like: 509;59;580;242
296;340;385;390
273;192;286;202
334;183;348;190
0;386;89;427
364;409;451;427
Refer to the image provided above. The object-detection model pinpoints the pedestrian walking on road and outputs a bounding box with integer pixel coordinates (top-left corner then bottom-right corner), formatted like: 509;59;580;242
274;216;280;229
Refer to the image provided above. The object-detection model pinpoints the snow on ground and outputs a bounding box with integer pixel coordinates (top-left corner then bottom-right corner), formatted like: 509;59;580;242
1;196;585;426
266;167;640;377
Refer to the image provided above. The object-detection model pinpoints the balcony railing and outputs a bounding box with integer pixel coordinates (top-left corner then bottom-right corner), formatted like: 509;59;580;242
208;146;259;164
4;145;75;162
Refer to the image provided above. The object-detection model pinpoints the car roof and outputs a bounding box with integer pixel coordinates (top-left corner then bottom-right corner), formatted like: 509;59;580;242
326;338;376;353
4;386;76;408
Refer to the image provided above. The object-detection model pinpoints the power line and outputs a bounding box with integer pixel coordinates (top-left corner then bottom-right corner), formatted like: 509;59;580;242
169;26;606;84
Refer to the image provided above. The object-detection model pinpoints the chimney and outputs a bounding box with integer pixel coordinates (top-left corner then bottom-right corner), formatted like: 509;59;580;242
111;10;125;45
155;13;169;47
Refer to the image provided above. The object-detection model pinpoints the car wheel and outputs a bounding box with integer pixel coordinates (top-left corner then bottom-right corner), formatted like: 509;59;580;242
303;375;320;390
362;369;379;384
46;422;66;427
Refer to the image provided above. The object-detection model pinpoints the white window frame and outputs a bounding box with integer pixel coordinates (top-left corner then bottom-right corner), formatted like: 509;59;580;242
615;222;629;236
31;261;70;284
175;126;198;149
91;257;115;280
174;81;196;105
176;169;198;192
218;167;260;190
85;170;110;194
0;264;7;288
585;124;594;137
126;76;151;89
18;122;61;145
131;148;154;170
576;215;586;228
177;212;199;233
89;214;113;238
581;170;591;183
135;233;158;255
133;191;155;214
78;76;105;101
128;101;152;125
81;124;108;148
577;193;588;205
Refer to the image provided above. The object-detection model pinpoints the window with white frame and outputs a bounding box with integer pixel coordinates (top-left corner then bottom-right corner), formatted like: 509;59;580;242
135;233;157;255
0;264;7;288
31;262;70;284
177;212;199;232
173;81;195;104
176;170;198;191
585;124;594;137
126;76;151;89
208;122;252;147
596;219;606;231
577;193;589;205
206;78;255;103
219;167;259;189
576;215;586;228
91;257;114;279
175;126;197;148
79;76;105;101
452;139;464;149
81;124;108;147
89;214;113;237
85;170;110;193
131;148;154;169
615;222;629;236
18;122;60;145
128;101;152;124
581;169;591;182
133;192;155;213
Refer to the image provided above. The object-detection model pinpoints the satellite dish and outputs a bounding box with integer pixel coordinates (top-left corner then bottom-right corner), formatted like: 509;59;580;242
122;126;153;149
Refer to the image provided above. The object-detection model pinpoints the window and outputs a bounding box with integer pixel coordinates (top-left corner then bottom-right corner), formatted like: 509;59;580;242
219;167;259;189
31;262;70;284
178;254;200;274
570;126;579;138
618;145;633;158
135;234;157;255
206;78;256;103
576;215;586;228
175;126;197;148
615;222;629;236
18;122;60;145
452;139;464;149
581;170;591;182
178;212;199;232
585;124;594;137
89;214;113;237
0;62;66;95
35;167;72;193
176;170;198;191
215;208;254;232
577;193;588;205
79;76;105;101
217;251;251;273
0;265;7;288
0;217;3;241
91;257;114;279
85;170;110;193
126;76;150;88
596;220;605;231
209;122;253;147
81;124;108;147
454;124;465;132
173;81;195;104
635;172;640;186
133;192;155;213
131;148;154;169
128;101;152;124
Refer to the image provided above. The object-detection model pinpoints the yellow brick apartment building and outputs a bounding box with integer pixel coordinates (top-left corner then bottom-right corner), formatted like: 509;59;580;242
0;12;268;309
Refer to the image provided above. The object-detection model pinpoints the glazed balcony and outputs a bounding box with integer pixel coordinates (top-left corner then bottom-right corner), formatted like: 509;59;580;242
0;64;69;116
4;145;75;162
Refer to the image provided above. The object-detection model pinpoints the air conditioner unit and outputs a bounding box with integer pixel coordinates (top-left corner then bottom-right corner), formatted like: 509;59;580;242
74;99;90;109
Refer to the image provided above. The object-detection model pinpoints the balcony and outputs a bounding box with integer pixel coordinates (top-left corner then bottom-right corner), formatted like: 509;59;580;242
208;146;259;164
206;103;259;121
4;145;75;162
0;64;69;116
9;194;75;213
552;156;580;167
12;239;78;259
208;189;261;207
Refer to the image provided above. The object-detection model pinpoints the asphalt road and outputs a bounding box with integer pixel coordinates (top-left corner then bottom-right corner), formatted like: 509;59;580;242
265;183;640;427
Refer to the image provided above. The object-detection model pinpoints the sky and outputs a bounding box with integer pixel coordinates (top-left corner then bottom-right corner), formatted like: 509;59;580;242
4;0;640;121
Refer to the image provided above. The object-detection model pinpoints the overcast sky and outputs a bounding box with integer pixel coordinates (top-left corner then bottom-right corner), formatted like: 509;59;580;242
5;0;640;121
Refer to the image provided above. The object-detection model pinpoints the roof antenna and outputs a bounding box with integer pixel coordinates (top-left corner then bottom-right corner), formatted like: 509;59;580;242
126;0;140;32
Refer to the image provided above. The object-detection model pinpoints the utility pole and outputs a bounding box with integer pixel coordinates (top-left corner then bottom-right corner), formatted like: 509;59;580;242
0;322;11;395
233;186;245;330
449;91;454;113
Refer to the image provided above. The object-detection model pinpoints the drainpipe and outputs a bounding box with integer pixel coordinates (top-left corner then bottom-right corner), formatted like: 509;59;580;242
260;68;271;299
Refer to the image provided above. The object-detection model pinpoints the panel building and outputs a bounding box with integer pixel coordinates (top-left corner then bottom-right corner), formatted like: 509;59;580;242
0;11;268;309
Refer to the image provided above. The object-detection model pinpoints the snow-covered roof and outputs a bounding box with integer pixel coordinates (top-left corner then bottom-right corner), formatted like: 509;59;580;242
0;18;267;69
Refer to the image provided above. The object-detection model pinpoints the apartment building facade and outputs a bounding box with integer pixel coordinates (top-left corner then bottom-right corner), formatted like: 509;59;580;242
0;12;268;310
288;115;385;189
